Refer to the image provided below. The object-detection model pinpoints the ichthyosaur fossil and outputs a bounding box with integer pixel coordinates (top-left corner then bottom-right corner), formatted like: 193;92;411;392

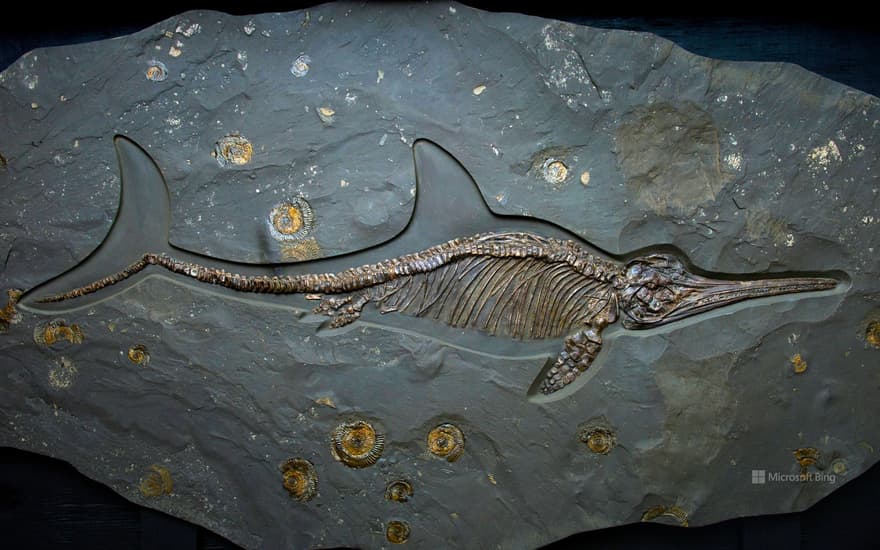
19;136;841;396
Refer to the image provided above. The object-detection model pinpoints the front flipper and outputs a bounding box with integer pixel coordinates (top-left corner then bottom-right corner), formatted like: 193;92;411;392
540;327;604;395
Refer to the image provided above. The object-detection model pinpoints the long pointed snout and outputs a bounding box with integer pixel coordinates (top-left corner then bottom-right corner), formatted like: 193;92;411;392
620;253;840;329
663;274;838;323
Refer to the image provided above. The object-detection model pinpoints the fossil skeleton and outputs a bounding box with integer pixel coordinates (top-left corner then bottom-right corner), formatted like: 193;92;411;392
21;137;839;396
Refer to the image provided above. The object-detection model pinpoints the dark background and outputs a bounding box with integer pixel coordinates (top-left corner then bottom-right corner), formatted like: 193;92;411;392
2;3;879;549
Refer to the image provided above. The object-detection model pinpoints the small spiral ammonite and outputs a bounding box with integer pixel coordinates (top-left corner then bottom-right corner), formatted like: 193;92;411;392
145;60;168;82
384;479;413;503
269;197;315;242
577;417;617;455
139;464;173;497
127;344;150;366
290;54;311;77
426;423;465;462
280;458;318;502
386;520;410;544
330;420;385;468
212;134;253;167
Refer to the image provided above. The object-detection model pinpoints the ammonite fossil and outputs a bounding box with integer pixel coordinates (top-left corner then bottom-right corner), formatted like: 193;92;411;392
330;420;385;468
385;479;414;503
577;417;617;455
386;520;410;544
426;423;465;462
280;458;318;502
139;464;173;497
127;344;150;365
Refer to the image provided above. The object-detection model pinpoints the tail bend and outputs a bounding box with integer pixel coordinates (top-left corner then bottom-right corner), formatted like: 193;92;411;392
19;136;173;312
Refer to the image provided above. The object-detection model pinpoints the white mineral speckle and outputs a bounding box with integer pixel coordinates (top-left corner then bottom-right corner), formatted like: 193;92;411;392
176;22;201;37
23;74;38;90
808;139;842;171
724;153;742;170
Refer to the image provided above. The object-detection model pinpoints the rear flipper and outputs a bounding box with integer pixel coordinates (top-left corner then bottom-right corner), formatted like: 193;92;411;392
311;280;405;328
312;292;371;328
540;326;603;395
18;136;172;313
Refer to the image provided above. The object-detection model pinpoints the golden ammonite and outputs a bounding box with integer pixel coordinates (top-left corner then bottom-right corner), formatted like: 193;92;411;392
279;458;318;502
577;417;617;455
212;134;253;167
127;344;150;366
330;420;385;468
268;197;315;241
385;520;410;544
426;423;465;462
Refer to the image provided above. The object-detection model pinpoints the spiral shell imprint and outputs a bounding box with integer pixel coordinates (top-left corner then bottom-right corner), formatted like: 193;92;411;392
280;458;318;502
330;420;385;468
385;479;413;503
577;418;617;455
386;520;410;544
426;423;465;462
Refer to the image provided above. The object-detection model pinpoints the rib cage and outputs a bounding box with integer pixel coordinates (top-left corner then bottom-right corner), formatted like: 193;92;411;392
369;256;617;339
